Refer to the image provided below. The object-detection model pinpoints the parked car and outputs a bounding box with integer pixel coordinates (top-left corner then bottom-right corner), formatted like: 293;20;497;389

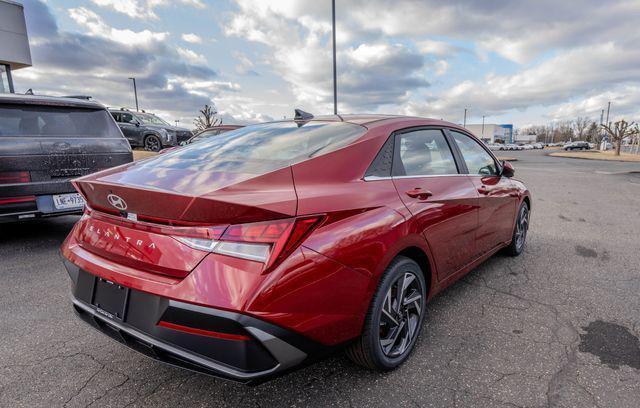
522;144;534;150
159;125;245;154
486;143;503;151
533;143;544;149
61;115;531;383
563;141;590;151
505;144;523;150
0;94;132;223
109;108;192;152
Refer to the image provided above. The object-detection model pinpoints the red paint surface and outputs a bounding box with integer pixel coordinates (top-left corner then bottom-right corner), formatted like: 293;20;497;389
62;116;530;346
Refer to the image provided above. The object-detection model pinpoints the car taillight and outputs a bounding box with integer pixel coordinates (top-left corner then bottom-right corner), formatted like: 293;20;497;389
0;171;30;185
0;196;36;205
173;216;323;267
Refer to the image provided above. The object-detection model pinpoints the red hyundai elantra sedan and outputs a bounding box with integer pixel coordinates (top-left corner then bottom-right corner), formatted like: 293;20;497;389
61;115;530;383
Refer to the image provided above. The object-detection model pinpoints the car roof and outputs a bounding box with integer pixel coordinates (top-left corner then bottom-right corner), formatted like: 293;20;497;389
264;114;466;131
0;93;105;109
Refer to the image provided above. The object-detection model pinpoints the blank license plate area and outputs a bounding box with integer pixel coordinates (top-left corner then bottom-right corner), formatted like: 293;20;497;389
92;278;128;320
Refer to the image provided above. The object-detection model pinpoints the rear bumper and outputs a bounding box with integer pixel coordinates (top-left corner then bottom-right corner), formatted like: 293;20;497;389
64;261;329;383
0;193;83;223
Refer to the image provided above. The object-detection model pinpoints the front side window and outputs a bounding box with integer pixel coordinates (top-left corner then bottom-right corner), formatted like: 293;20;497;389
136;113;170;126
120;113;134;123
451;130;498;175
393;129;458;176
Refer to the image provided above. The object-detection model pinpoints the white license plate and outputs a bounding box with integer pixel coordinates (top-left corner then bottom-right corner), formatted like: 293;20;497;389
53;193;86;210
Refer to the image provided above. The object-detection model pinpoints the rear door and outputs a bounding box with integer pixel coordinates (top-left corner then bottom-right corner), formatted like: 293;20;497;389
448;129;518;254
390;128;479;281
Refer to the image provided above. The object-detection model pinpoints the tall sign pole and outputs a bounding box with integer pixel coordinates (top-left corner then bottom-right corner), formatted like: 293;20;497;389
128;77;139;112
332;0;337;115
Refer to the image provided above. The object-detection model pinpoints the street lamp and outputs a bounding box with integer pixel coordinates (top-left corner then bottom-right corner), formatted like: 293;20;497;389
331;0;337;115
128;77;139;112
481;115;485;138
463;108;468;128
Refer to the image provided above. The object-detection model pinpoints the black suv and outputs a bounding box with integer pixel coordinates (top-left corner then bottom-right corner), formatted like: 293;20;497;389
563;141;590;151
0;94;132;223
109;108;192;151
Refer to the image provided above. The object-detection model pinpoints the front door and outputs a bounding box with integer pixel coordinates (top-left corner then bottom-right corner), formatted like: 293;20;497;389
448;130;518;254
391;128;479;281
118;112;141;146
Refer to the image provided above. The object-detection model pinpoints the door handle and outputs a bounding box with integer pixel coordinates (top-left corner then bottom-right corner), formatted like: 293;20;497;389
406;188;433;200
478;186;490;195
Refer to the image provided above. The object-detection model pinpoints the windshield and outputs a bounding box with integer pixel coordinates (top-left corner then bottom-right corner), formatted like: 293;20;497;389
150;121;367;174
136;113;170;126
0;105;123;138
190;130;219;144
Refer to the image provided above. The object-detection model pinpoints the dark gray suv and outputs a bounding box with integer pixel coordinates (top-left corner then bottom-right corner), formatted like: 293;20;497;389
109;108;192;151
0;94;132;223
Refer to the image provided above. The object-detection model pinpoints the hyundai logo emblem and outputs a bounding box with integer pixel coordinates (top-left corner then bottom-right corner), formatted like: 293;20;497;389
107;194;127;211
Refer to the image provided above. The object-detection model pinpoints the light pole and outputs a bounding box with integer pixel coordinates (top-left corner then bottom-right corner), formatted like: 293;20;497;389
463;108;467;128
128;77;139;112
481;115;485;138
331;0;337;115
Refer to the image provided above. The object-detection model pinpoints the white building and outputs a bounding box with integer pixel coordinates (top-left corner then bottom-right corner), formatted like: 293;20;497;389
0;0;32;93
464;124;514;144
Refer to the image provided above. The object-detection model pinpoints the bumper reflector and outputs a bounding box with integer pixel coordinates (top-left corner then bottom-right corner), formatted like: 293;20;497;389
157;320;251;341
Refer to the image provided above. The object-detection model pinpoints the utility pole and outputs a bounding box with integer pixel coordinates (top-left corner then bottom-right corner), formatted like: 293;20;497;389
481;115;485;138
331;0;337;115
463;108;467;128
128;77;139;112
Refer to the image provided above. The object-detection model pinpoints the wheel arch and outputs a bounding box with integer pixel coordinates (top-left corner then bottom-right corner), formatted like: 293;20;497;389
394;246;433;299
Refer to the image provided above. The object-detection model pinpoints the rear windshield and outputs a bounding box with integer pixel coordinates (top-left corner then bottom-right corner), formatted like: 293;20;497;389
159;121;366;172
0;104;123;138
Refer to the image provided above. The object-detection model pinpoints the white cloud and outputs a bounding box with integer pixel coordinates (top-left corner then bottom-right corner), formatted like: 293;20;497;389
181;33;202;44
176;47;207;64
90;0;206;20
69;7;168;48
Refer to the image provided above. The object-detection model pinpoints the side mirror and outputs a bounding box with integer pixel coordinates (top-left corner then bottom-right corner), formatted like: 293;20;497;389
501;160;515;178
130;120;140;127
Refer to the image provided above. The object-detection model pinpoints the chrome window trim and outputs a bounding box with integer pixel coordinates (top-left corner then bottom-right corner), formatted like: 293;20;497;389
363;174;468;182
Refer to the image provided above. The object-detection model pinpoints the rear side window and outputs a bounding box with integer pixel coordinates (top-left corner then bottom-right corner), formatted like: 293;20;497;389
450;130;498;175
0;105;123;138
393;129;458;176
162;121;366;173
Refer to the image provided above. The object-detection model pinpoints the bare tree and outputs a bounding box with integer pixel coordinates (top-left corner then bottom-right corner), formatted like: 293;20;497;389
601;119;640;156
193;104;221;131
585;121;599;143
573;117;590;140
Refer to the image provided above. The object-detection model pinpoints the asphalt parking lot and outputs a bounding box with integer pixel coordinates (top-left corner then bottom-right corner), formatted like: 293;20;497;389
1;150;639;407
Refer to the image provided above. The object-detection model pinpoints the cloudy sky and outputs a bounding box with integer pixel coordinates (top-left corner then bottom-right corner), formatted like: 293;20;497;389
13;0;640;128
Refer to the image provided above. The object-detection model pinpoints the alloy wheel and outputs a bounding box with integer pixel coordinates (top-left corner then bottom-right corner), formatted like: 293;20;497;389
515;205;529;251
145;136;161;152
379;271;424;358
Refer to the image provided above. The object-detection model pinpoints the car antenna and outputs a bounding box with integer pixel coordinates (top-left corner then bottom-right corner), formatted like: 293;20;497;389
25;88;34;95
294;109;313;121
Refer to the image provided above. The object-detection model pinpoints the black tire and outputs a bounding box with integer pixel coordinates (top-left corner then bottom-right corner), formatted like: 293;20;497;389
504;201;530;256
144;134;162;152
346;256;426;370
